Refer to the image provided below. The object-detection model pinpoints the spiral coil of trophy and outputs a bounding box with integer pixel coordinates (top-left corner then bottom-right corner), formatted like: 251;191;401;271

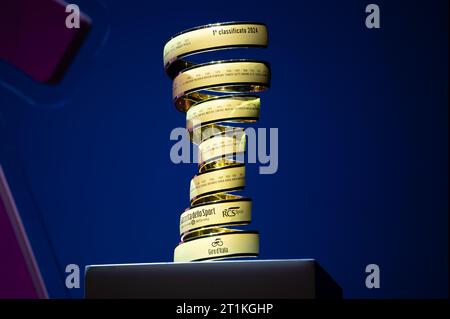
163;22;271;262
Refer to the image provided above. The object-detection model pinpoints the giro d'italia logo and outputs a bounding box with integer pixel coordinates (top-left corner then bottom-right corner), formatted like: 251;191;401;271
211;238;223;247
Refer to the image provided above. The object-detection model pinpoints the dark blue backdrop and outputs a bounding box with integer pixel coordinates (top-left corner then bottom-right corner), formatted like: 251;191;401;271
0;0;448;298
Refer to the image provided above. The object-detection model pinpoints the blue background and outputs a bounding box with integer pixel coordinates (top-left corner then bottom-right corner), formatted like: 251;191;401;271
0;0;448;298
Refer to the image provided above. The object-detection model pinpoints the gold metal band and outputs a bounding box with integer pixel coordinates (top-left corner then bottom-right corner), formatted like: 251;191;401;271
186;95;260;131
198;131;246;167
190;165;245;203
179;199;252;237
163;22;268;78
173;60;270;112
173;231;259;262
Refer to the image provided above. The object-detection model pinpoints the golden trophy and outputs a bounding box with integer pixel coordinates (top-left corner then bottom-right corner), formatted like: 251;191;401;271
163;22;270;262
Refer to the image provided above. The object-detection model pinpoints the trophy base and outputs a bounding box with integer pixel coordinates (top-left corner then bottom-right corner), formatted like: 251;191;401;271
84;259;342;299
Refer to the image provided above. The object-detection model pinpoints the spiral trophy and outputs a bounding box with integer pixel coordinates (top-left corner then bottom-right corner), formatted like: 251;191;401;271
85;21;341;299
163;22;270;262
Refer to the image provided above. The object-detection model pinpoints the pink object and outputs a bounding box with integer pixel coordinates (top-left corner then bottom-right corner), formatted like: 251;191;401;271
0;165;48;298
0;0;91;83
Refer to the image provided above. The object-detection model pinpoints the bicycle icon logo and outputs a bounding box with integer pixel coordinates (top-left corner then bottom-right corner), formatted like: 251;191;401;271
211;238;223;247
